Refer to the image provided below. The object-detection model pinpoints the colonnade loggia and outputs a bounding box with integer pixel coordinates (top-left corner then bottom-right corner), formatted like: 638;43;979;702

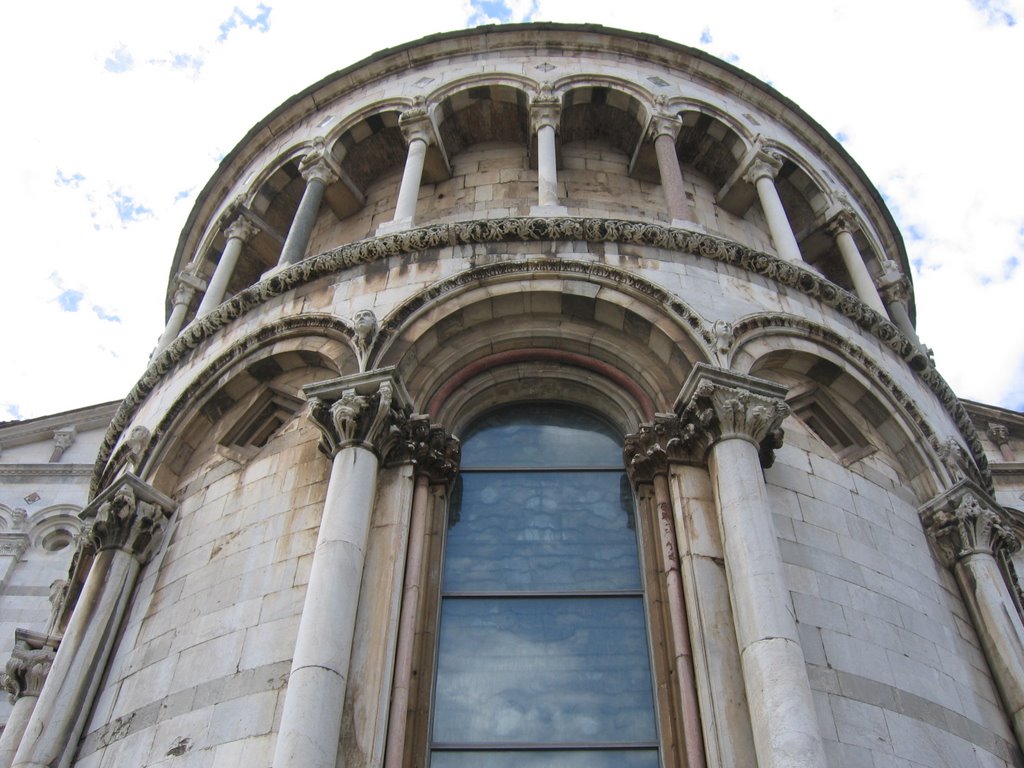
152;88;914;356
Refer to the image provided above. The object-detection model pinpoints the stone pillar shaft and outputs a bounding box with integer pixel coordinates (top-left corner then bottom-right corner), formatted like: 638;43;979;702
272;445;381;768
12;550;140;768
393;137;428;225
753;174;802;264
536;123;559;208
383;473;430;768
278;176;327;267
0;696;37;768
154;273;205;355
652;472;706;768
833;228;887;315
654;133;689;222
197;217;258;316
707;438;826;768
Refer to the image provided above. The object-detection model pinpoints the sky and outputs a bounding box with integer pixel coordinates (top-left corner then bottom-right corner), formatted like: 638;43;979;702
1;0;1022;421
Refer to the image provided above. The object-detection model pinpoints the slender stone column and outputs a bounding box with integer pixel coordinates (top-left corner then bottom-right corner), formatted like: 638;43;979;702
272;369;410;768
384;417;460;768
278;148;339;267
675;364;827;768
624;416;706;768
153;272;207;355
650;113;698;225
876;259;922;346
743;151;803;264
12;475;175;768
827;211;888;315
0;632;56;768
921;481;1024;750
530;85;563;212
378;105;435;234
197;216;259;316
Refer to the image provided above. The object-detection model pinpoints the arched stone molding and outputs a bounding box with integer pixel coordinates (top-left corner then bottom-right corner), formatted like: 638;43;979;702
91;315;358;499
328;108;407;192
558;82;650;160
673;106;754;187
368;259;715;407
27;506;82;552
729;314;982;497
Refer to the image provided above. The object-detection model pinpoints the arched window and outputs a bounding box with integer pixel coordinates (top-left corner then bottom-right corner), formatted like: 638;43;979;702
429;403;660;767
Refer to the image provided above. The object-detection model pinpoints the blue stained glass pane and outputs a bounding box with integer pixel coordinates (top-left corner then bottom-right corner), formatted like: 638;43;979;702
430;749;660;767
444;472;640;592
460;404;623;468
432;597;657;745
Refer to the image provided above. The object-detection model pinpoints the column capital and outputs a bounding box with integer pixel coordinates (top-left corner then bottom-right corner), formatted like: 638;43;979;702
529;83;561;134
80;473;177;564
623;413;697;484
742;150;784;184
648;112;682;142
224;215;260;243
879;275;909;304
398;102;435;147
175;270;207;295
989;423;1011;447
304;367;412;459
392;415;461;486
920;480;1020;566
673;363;790;466
2;631;57;702
826;209;858;238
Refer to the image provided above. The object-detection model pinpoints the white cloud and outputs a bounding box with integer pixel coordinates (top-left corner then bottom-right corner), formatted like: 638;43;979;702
0;0;1021;418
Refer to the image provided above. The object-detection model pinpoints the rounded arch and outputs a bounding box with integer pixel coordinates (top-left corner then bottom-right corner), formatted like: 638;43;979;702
27;505;83;552
558;82;649;156
673;104;753;189
370;260;714;423
729;314;945;499
431;81;531;158
328;107;407;192
106;316;359;496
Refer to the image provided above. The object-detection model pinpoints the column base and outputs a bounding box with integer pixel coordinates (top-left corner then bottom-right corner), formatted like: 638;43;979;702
376;218;414;236
529;205;568;217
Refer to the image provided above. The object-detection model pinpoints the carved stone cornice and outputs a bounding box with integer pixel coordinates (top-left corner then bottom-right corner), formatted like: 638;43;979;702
529;83;561;134
392;415;461;486
674;363;790;467
398;102;435;147
1;631;57;702
623;413;697;484
304;368;411;459
94;215;987;499
742;150;783;184
648;113;682;142
80;473;176;564
920;480;1020;566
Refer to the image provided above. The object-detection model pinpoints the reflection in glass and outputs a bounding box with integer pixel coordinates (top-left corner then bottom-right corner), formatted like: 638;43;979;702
431;749;660;768
433;597;657;745
460;404;622;468
445;472;639;592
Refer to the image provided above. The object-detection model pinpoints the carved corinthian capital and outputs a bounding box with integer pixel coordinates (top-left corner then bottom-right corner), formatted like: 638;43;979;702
393;415;461;486
304;367;412;459
742;150;784;185
2;631;57;701
399;99;435;147
80;474;177;563
673;363;790;467
530;82;561;134
920;480;1020;566
623;413;696;484
648;112;682;142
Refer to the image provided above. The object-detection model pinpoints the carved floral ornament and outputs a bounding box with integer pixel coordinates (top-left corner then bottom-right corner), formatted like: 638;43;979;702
78;474;177;565
624;365;790;483
1;639;56;702
394;414;461;486
920;480;1020;567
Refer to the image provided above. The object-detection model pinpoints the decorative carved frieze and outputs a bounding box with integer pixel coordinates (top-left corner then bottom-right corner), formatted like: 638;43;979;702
1;632;57;702
80;473;177;564
920;480;1020;566
674;363;790;467
393;415;461;486
304;368;411;459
